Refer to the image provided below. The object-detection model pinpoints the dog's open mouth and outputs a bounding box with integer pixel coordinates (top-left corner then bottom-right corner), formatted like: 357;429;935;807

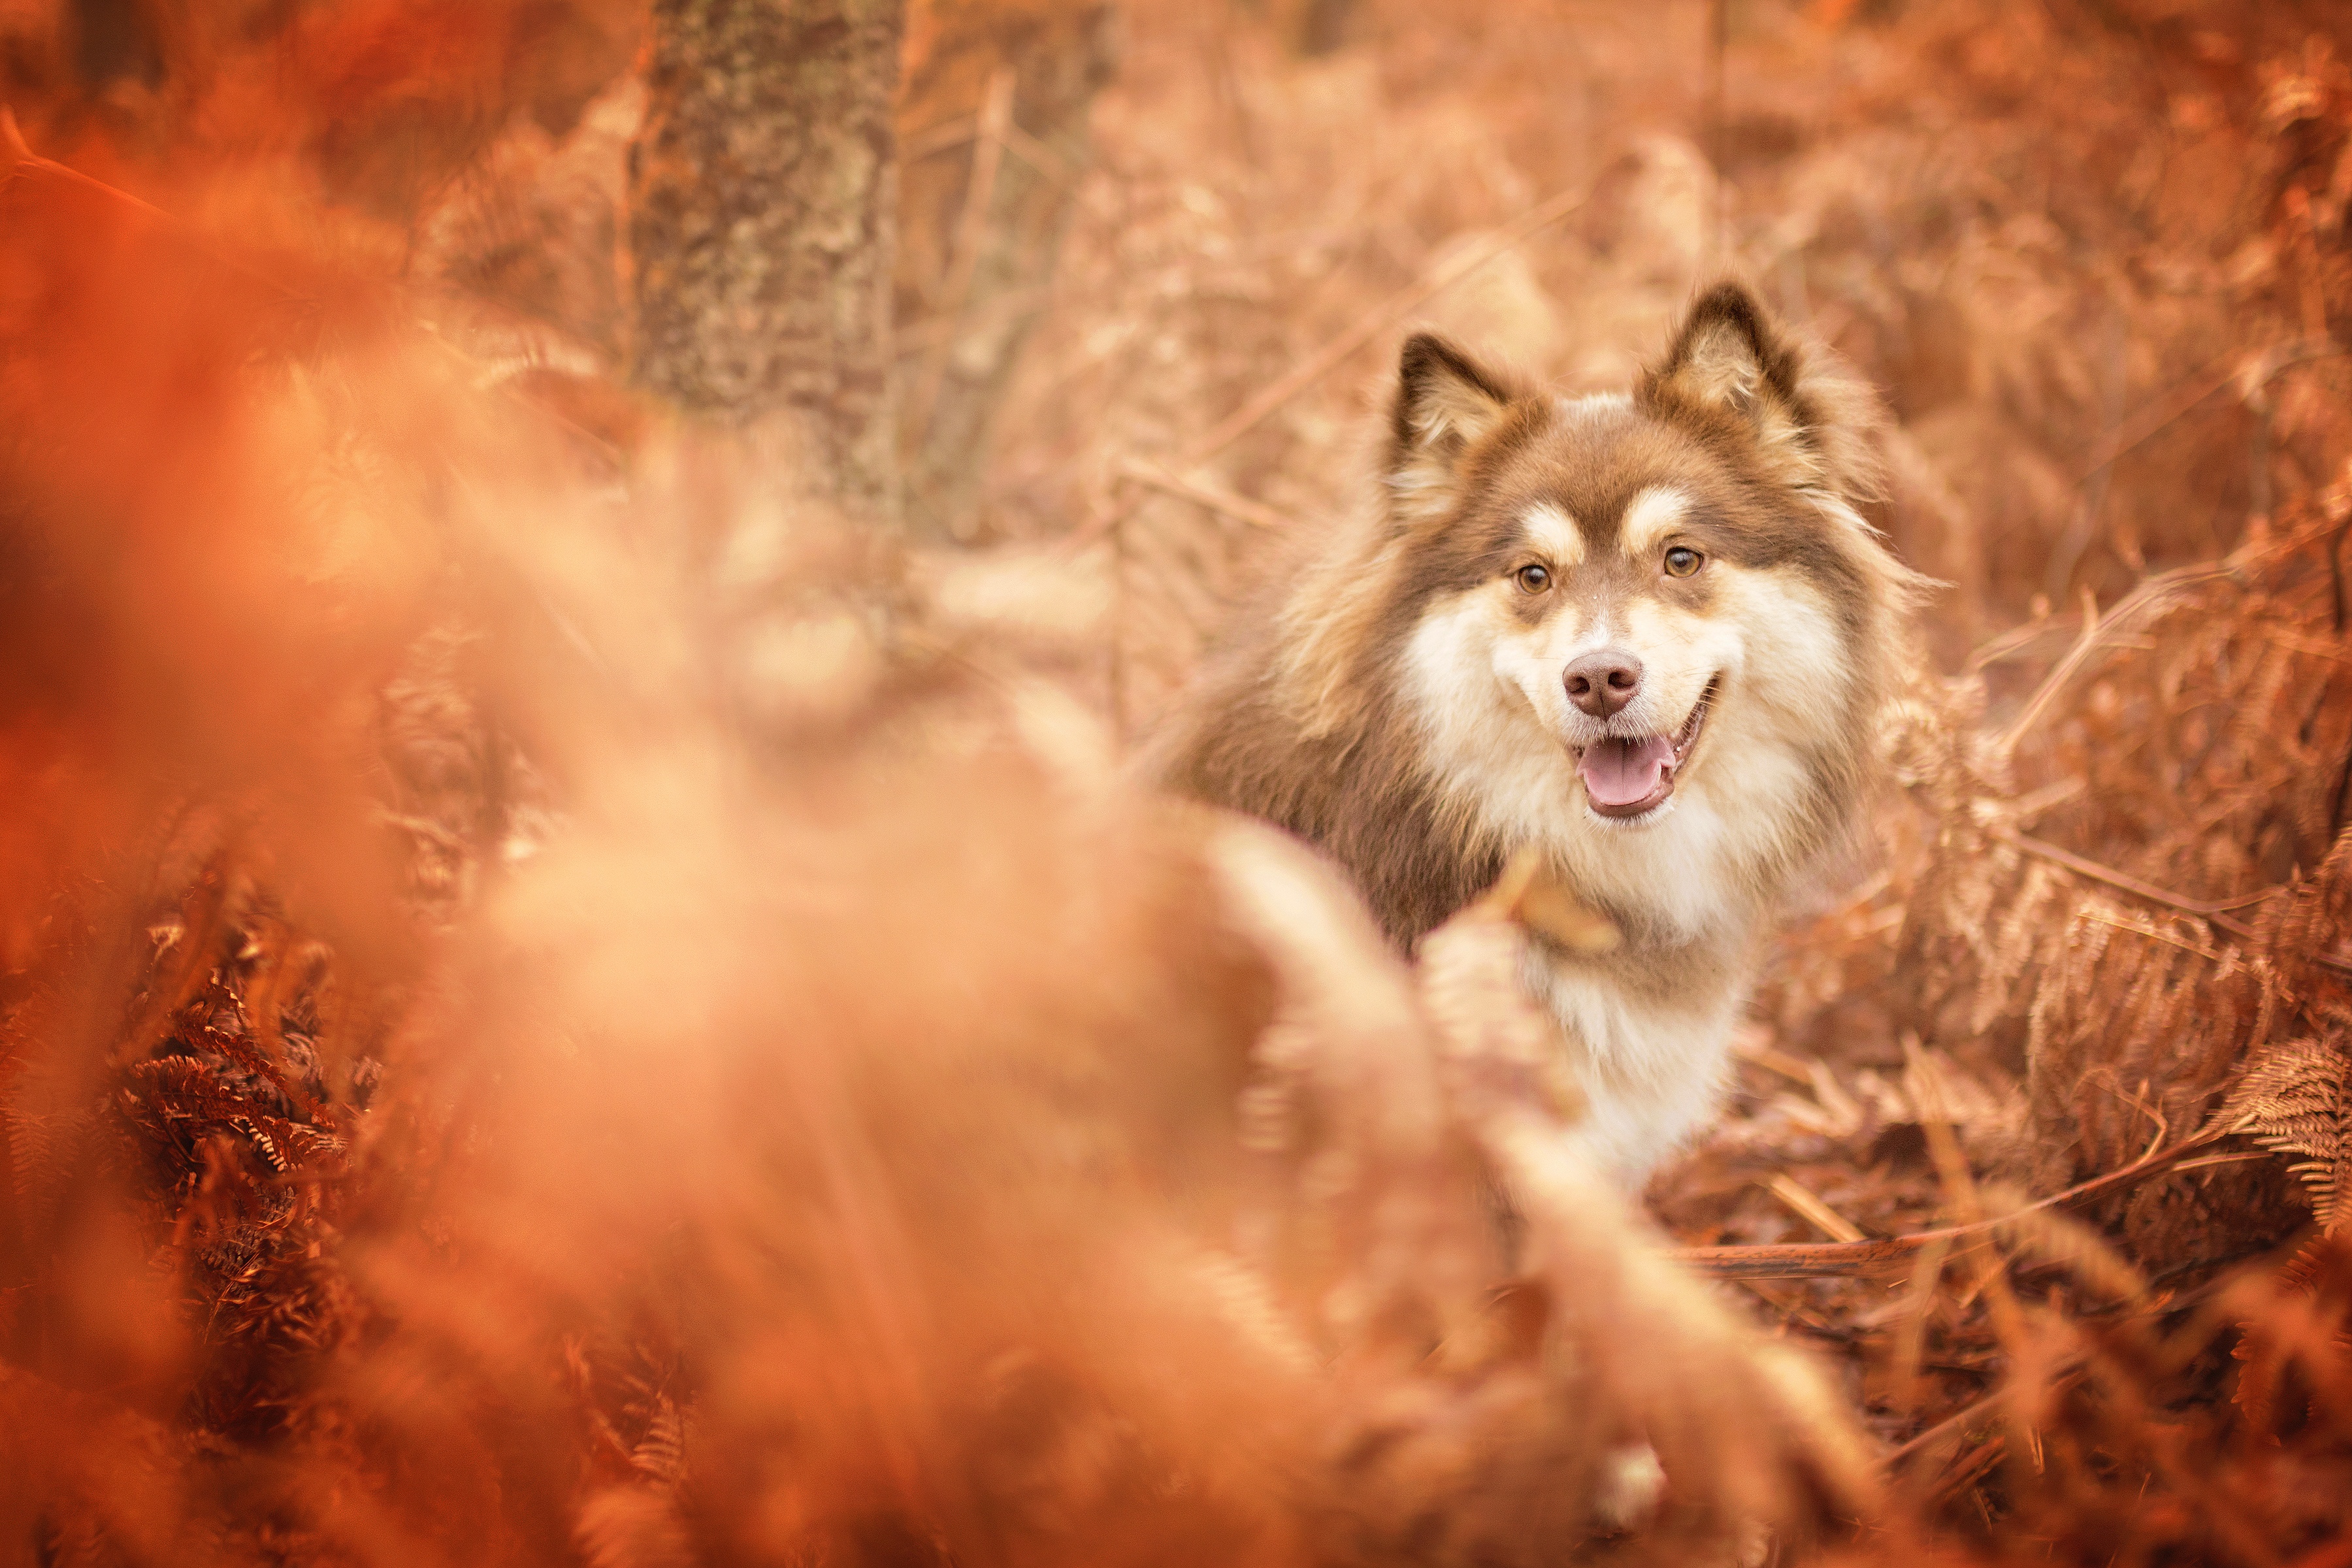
1576;676;1720;821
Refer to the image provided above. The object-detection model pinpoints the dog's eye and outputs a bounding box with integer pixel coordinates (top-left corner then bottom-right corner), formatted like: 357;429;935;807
1513;563;1552;593
1663;546;1704;578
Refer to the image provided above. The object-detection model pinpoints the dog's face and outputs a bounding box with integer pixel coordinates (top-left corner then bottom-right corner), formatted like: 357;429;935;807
1374;287;1906;900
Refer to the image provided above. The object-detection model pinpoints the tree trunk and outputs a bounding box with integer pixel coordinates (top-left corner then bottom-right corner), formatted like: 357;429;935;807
627;0;906;533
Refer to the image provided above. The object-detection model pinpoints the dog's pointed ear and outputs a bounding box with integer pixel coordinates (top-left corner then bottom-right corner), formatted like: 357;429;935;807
1388;333;1529;525
1642;283;1884;501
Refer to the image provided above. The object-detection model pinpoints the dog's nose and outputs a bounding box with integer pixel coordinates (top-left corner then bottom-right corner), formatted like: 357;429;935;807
1563;650;1643;719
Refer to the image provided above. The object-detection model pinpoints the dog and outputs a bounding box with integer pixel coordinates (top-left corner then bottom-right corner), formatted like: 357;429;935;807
1149;282;1921;1187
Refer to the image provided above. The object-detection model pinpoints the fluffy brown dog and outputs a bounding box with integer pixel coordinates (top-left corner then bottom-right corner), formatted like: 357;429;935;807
1152;283;1920;1184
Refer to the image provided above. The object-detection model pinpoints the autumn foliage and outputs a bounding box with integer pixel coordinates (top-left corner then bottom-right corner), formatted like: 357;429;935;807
6;1;2352;1565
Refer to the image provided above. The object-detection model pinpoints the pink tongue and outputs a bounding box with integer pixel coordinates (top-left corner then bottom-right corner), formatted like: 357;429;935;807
1580;735;1676;808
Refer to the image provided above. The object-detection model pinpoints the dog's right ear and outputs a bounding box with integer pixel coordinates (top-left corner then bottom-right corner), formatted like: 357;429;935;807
1387;333;1527;525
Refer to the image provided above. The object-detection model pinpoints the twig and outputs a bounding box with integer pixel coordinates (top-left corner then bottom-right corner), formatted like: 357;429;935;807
1994;564;2227;755
2079;907;2240;966
1992;825;2352;977
2072;357;2233;480
902;99;1075;184
1064;177;1597;553
905;66;1017;445
1887;1232;1956;1411
2331;515;2352;833
902;111;979;161
1764;1173;1869;1243
1000;120;1075;185
1912;1045;2035;1365
1671;1128;2227;1279
895;285;1054;359
2167;1151;2272;1173
1997;512;2352;760
5;105;166;218
1107;489;1129;749
1990;826;2280;926
1114;457;1298;531
1925;1435;2010;1507
2045;299;2130;600
2332;517;2352;634
1193;181;1594;465
1884;1226;2308;1490
1;108;288;304
1967;613;2064;669
1732;1032;1821;1086
2073;338;2349;484
1735;1276;1852;1339
1705;0;1727;268
2266;628;2352;665
1886;1372;2074;1469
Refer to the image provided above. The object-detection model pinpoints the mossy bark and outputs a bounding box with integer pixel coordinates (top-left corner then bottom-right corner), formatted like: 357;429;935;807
628;0;906;531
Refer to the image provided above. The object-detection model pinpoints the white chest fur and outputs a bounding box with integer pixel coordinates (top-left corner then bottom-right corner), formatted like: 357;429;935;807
1519;940;1752;1186
1397;587;1813;1186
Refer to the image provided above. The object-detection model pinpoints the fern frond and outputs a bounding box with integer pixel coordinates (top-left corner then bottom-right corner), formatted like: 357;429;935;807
2210;1034;2351;1231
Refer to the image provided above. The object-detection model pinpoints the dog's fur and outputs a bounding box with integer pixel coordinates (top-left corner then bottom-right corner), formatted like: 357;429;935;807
1150;283;1921;1186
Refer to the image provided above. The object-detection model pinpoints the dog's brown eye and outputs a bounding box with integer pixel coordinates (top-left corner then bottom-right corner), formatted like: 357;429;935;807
1663;546;1703;578
1514;563;1552;593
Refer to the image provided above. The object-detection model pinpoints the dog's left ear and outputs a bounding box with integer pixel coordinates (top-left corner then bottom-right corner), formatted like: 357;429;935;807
1641;283;1882;501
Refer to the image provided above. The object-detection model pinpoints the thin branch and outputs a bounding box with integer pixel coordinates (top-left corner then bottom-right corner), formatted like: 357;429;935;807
1882;1373;2088;1476
1192;181;1596;466
1991;825;2352;977
1671;1127;2227;1280
2073;338;2349;484
1114;457;1298;531
1000;120;1075;185
904;110;1075;184
895;284;1054;359
1705;0;1727;267
1764;1173;1869;1243
904;65;1017;444
1881;1228;2310;1479
1991;826;2281;924
2044;299;2130;601
1994;564;2228;755
2079;906;2241;966
1923;1432;2010;1506
901;112;979;161
1995;512;2348;755
1064;177;1597;553
2332;518;2351;634
1968;610;2081;672
2331;516;2352;835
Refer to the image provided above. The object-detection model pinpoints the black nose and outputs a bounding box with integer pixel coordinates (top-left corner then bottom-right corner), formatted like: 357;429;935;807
1563;650;1642;719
